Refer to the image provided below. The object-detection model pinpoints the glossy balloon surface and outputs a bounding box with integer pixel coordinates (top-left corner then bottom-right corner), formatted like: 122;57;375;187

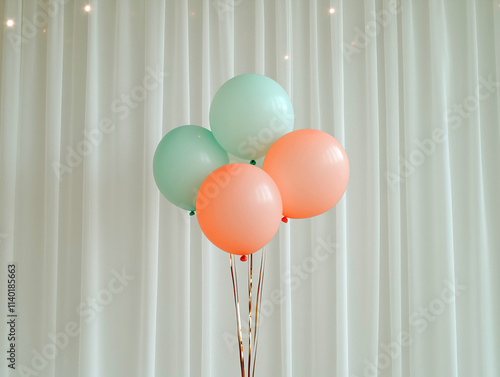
263;129;349;218
209;74;294;160
196;163;282;255
153;125;229;211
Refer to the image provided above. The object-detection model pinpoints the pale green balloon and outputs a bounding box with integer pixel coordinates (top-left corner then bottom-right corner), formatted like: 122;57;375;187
153;125;229;211
209;74;294;160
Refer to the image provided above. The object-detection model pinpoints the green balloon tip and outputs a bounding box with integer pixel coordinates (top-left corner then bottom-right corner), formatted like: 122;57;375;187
189;211;195;216
250;160;256;165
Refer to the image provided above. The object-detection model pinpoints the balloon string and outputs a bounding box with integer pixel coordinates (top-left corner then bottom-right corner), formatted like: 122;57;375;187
252;248;266;377
248;254;253;377
230;254;246;377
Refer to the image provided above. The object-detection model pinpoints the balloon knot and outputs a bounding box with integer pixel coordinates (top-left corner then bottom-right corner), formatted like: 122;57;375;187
281;216;288;223
250;160;256;165
189;211;195;216
240;255;248;262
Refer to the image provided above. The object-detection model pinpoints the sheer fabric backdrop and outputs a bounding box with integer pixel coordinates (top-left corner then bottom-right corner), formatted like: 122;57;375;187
0;0;499;376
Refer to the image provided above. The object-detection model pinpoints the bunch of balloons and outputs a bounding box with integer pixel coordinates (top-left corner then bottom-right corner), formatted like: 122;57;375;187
153;74;349;258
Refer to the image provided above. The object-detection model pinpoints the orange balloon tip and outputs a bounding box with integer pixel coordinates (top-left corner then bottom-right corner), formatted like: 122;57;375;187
240;255;248;262
281;216;288;223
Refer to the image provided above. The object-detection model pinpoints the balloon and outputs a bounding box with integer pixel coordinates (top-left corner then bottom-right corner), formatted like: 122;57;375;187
153;125;229;211
196;163;282;255
209;74;294;160
263;129;349;219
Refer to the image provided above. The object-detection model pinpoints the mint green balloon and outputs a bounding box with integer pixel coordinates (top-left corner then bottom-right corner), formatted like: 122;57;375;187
209;74;294;160
153;125;229;211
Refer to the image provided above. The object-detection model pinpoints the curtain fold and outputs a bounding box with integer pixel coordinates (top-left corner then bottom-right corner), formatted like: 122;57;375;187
1;1;499;377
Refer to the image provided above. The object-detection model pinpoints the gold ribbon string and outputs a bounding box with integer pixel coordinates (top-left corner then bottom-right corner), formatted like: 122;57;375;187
248;254;253;377
252;249;266;377
230;249;267;377
230;254;246;377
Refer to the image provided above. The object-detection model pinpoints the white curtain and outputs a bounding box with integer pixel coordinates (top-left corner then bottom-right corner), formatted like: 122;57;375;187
1;0;499;376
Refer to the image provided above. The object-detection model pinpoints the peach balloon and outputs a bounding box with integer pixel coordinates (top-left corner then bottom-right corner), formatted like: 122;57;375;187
263;129;349;219
196;163;282;255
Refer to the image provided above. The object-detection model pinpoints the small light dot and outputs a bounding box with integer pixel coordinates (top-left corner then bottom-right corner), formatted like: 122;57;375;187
329;8;335;14
351;41;355;46
84;5;91;12
366;25;370;30
284;55;289;60
43;29;47;33
6;19;14;27
191;11;195;16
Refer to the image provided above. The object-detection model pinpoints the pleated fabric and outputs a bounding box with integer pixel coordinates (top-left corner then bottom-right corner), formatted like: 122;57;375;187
0;1;499;376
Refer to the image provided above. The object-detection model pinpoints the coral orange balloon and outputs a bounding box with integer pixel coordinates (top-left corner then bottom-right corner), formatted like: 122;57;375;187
263;129;349;219
196;163;282;255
